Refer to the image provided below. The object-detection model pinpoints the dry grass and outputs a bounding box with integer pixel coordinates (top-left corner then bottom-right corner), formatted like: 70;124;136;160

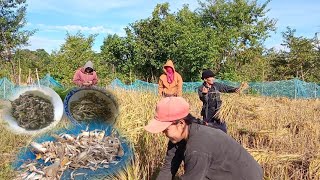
1;91;320;179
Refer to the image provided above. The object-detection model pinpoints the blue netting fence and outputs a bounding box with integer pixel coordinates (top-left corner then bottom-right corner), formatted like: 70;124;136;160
0;74;63;100
109;78;320;99
1;75;319;99
38;74;64;89
0;77;15;99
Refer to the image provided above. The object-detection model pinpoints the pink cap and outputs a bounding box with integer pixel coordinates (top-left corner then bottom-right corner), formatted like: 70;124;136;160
144;97;190;133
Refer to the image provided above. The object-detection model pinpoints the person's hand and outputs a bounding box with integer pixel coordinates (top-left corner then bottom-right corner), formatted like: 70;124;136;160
82;81;92;86
236;82;249;93
202;87;209;94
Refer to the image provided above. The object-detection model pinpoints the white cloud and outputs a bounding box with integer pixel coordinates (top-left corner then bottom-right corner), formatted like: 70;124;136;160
21;24;127;53
23;36;64;53
269;44;289;52
34;24;125;36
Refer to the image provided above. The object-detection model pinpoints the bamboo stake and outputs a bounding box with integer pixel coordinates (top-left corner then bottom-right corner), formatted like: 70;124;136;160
3;78;5;99
315;83;317;99
36;68;40;87
18;59;21;86
28;69;31;84
27;69;31;85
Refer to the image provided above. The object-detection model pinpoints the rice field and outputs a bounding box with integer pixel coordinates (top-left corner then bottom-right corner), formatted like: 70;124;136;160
0;90;320;179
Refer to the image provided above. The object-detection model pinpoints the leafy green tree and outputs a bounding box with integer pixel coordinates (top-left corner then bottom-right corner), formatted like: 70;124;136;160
0;0;35;81
101;3;220;81
12;49;50;83
169;6;219;81
49;32;97;85
129;3;174;81
198;0;276;80
269;27;319;82
101;1;276;82
130;3;220;81
100;33;136;82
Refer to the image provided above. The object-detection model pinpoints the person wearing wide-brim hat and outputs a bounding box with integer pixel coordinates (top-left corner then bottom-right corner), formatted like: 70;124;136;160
144;97;262;180
198;69;248;133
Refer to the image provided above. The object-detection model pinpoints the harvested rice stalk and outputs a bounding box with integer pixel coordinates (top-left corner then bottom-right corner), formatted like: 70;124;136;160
15;130;124;179
11;93;54;130
70;92;112;122
247;148;302;164
309;156;320;179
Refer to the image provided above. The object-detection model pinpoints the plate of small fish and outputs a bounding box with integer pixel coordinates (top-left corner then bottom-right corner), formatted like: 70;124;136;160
64;87;119;125
1;86;64;135
12;122;132;180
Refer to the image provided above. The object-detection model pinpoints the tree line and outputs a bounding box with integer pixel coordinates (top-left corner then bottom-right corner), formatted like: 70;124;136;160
1;0;319;86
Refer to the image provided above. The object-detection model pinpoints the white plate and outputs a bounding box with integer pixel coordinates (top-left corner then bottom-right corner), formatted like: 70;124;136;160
1;86;63;135
64;87;119;125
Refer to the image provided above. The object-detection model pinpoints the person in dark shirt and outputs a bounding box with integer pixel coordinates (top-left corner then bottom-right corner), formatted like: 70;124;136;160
198;69;248;133
144;97;263;180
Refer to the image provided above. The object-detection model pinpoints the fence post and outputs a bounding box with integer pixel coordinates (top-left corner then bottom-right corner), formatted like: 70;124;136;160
315;83;317;99
294;79;297;99
3;79;6;99
36;68;40;87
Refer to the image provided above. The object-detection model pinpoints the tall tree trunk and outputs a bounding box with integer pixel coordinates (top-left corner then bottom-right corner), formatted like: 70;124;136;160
1;29;17;83
9;55;17;84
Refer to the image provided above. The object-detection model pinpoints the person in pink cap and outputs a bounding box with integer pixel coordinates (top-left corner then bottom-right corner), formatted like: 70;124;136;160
145;97;263;180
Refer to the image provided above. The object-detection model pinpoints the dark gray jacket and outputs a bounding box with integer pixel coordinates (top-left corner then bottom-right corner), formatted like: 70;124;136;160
198;82;237;122
157;123;263;180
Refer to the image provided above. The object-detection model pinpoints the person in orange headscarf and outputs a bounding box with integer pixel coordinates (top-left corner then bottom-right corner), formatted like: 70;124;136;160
158;59;183;97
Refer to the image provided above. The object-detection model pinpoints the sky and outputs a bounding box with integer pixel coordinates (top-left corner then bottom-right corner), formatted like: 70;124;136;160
22;0;320;53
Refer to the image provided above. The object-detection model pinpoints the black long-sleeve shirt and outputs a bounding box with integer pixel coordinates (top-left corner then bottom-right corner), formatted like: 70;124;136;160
198;82;238;122
157;123;263;180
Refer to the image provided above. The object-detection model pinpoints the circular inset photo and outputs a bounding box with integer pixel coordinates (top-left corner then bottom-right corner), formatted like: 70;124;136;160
12;122;133;179
1;86;64;135
64;87;119;125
